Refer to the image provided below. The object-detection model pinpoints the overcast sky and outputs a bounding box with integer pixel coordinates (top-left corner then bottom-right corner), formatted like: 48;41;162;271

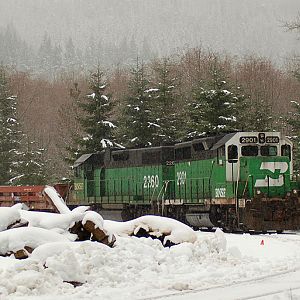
0;0;299;64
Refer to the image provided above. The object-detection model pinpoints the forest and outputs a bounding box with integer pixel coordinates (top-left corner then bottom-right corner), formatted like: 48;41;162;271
1;44;300;185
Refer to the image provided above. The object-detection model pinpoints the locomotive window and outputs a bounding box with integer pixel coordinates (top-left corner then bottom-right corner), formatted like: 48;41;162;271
142;151;161;164
112;151;129;161
193;142;204;152
228;145;238;163
175;146;191;160
162;149;175;161
241;145;258;156
261;146;277;156
281;145;291;160
183;147;191;159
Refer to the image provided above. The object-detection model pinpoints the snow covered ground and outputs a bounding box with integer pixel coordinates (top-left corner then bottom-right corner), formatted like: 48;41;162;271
1;229;300;300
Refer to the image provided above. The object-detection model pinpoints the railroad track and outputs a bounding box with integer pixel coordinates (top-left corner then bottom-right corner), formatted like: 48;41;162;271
139;266;300;300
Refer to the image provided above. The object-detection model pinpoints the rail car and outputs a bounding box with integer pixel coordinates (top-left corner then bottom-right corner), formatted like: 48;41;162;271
69;132;300;232
0;185;55;211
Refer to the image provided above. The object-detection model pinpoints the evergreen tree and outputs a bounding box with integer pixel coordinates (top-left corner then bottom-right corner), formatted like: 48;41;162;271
242;98;273;132
64;37;78;70
76;67;117;155
0;67;23;184
150;59;180;145
37;33;53;74
118;61;155;148
187;65;247;136
60;82;84;165
13;138;48;185
287;100;300;172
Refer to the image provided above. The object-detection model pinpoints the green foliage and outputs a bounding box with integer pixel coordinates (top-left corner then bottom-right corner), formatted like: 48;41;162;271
0;67;48;185
149;59;181;145
63;82;84;164
13;139;48;185
0;68;22;184
186;64;247;136
76;67;117;155
287;100;300;172
242;98;273;132
118;61;155;148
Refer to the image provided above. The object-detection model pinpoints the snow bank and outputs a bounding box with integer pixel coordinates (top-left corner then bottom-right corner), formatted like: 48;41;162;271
18;208;114;246
0;227;72;256
44;186;70;214
104;215;197;245
0;205;21;231
20;210;83;231
2;230;300;299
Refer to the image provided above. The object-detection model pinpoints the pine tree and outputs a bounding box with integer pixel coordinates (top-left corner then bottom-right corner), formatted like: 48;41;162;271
0;67;23;184
13;138;48;185
242;98;273;132
287;100;300;172
59;82;84;165
150;59;180;145
188;65;247;136
118;61;155;148
76;67;117;154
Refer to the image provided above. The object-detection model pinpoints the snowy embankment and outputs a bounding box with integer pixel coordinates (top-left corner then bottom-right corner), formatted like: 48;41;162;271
2;226;300;299
0;199;201;299
1;195;300;300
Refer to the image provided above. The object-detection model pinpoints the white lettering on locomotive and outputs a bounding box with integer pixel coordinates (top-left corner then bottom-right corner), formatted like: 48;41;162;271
215;187;226;198
176;171;187;186
143;175;159;189
254;162;289;187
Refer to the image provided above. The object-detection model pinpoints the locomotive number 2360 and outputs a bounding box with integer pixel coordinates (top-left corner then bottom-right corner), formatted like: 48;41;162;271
143;175;159;189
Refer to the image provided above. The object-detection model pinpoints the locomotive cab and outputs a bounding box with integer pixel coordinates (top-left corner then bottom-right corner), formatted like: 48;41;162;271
220;132;299;231
224;132;293;199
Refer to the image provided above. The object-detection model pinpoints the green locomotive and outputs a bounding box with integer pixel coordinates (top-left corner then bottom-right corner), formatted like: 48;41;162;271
69;131;300;232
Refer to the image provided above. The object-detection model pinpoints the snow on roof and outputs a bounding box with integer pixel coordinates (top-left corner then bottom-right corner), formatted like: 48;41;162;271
104;215;197;245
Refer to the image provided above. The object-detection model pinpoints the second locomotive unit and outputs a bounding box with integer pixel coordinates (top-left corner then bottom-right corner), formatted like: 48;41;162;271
69;131;300;232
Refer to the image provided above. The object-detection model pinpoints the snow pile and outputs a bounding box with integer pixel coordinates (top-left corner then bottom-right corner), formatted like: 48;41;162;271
0;227;72;256
0;205;21;231
20;210;84;231
44;186;71;214
0;204;115;258
2;229;300;299
104;215;197;245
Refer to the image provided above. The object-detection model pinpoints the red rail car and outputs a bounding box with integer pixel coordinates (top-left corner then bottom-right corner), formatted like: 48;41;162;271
0;185;57;211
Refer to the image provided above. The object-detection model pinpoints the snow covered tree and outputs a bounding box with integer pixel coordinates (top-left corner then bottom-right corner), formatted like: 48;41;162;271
150;59;180;145
188;65;247;135
118;61;155;148
13;138;48;185
76;67;117;154
0;67;23;184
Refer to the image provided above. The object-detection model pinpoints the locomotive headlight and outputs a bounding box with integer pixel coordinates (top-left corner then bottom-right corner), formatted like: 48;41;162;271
293;189;298;194
256;189;261;195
